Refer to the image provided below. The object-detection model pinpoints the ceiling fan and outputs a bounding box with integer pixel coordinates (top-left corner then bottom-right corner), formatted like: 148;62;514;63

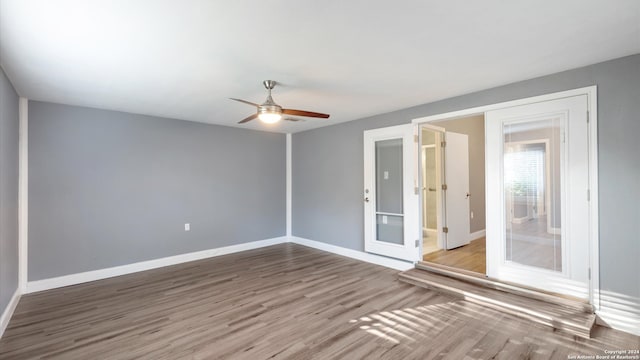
231;80;330;124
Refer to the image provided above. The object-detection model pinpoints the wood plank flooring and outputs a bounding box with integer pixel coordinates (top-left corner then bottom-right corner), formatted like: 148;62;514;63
1;243;638;359
423;237;486;274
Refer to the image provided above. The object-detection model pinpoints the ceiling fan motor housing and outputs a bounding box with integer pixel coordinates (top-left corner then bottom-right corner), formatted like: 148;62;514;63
258;103;283;116
260;81;282;115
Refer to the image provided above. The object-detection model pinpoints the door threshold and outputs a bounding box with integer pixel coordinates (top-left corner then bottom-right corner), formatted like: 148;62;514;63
419;260;486;278
399;267;595;338
415;261;593;313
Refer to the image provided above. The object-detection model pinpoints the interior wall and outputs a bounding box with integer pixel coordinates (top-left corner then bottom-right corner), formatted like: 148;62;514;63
292;54;640;310
433;115;485;234
0;67;20;315
28;101;286;281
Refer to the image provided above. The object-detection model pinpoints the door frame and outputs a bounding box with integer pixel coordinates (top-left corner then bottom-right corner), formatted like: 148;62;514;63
411;86;599;309
419;126;445;252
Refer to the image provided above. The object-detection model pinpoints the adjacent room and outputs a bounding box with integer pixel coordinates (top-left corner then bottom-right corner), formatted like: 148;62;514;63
420;115;487;274
0;1;639;358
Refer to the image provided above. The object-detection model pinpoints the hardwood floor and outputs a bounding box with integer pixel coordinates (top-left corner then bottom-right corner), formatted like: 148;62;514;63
1;243;637;359
423;237;486;274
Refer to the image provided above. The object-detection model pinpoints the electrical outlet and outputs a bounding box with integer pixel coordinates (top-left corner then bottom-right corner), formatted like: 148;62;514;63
184;223;190;231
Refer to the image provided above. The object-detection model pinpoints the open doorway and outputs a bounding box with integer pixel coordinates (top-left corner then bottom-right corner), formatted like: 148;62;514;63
420;115;487;274
421;129;441;255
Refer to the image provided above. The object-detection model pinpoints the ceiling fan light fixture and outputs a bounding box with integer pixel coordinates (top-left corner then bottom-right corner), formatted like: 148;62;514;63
258;102;283;124
258;112;282;124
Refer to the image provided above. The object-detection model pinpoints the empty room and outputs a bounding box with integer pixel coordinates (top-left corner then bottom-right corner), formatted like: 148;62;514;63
1;1;639;359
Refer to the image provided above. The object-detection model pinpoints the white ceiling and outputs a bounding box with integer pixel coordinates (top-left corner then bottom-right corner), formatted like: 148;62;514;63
1;1;639;133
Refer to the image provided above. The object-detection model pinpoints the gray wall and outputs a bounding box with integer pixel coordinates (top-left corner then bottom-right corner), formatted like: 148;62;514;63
29;102;286;280
293;54;640;304
433;115;486;234
0;67;19;314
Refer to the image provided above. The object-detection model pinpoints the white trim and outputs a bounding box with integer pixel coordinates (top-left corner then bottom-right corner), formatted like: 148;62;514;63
587;88;600;311
25;237;288;294
291;236;414;271
595;291;640;336
286;133;292;237
18;97;28;292
0;289;20;339
420;123;446;133
412;86;598;125
469;229;486;241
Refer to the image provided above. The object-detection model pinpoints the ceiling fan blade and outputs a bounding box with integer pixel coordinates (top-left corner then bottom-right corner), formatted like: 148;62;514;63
282;109;330;118
238;114;258;124
230;98;259;107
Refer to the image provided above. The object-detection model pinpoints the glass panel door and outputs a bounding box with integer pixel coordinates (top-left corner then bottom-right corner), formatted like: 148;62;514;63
364;124;420;262
486;95;590;299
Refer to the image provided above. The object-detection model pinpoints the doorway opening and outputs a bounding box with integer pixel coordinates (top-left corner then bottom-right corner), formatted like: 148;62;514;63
420;115;487;275
420;128;441;255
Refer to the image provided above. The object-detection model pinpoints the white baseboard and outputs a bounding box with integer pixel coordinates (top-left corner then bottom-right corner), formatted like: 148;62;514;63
469;229;486;241
511;216;531;224
25;235;414;294
25;236;288;294
290;236;414;271
0;288;21;339
595;290;640;336
547;227;561;235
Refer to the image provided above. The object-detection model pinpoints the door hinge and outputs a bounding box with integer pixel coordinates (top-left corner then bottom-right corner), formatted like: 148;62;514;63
415;239;420;248
587;189;590;201
442;184;448;191
414;187;419;195
414;134;419;143
587;111;590;123
443;227;449;233
441;141;446;147
588;268;591;280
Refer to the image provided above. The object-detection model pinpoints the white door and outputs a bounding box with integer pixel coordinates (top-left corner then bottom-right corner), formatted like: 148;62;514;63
364;124;420;261
443;132;471;249
486;95;590;299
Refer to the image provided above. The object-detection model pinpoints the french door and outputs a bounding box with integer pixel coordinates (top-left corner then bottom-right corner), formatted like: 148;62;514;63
486;95;591;299
363;124;420;262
